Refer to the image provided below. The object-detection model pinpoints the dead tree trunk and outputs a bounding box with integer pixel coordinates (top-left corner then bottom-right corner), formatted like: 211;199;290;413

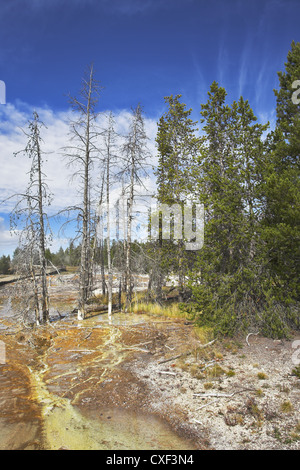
105;118;113;321
121;104;150;313
35;126;50;323
11;111;51;326
125;160;134;312
65;64;102;320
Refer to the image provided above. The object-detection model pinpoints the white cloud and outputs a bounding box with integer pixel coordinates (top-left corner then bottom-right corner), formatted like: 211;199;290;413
0;104;74;214
0;217;19;255
0;101;158;254
0;103;158;212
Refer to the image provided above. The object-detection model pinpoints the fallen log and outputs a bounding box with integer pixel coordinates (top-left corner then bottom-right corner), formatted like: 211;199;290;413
246;332;259;346
158;352;191;365
72;303;118;315
157;371;177;376
194;387;256;400
0;267;66;287
158;339;216;365
85;303;110;313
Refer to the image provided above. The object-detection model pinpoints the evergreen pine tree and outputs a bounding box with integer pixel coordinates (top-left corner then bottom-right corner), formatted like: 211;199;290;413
155;95;200;294
188;83;269;335
257;41;300;334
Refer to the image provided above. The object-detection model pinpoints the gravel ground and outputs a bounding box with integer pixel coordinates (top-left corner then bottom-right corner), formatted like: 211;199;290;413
130;330;300;450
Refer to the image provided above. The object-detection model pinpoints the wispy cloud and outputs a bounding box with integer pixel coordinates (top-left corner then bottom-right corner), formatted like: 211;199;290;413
191;54;207;106
1;0;186;16
238;38;252;99
218;42;229;89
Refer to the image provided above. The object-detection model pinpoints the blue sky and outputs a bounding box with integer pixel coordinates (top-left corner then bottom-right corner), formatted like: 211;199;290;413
0;0;299;256
1;0;299;116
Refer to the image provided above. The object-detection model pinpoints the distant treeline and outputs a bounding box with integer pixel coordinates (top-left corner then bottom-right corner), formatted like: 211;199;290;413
44;239;165;274
0;255;11;275
0;239;158;274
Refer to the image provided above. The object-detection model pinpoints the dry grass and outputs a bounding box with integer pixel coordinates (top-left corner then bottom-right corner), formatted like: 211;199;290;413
131;301;186;319
280;401;293;413
193;325;214;344
92;288;188;320
257;372;268;380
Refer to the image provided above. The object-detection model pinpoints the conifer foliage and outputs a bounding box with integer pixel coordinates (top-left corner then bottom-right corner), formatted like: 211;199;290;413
155;44;299;337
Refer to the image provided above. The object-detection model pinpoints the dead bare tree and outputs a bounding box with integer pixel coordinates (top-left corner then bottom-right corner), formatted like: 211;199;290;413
94;171;106;295
64;64;102;320
10;111;52;325
120;104;150;312
102;112;119;320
